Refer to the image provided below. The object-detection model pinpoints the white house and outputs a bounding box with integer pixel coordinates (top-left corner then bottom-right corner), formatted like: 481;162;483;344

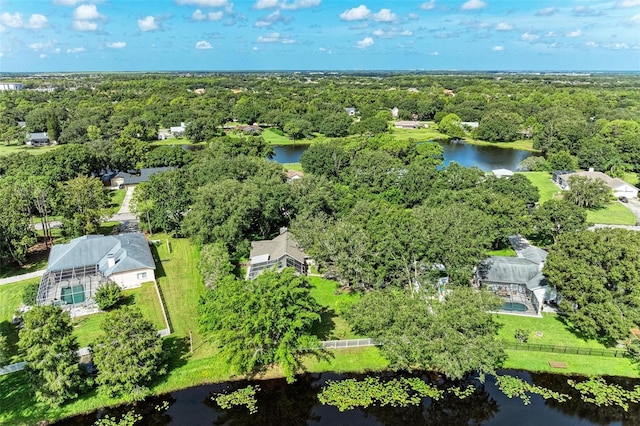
492;169;514;179
556;169;638;199
36;233;156;311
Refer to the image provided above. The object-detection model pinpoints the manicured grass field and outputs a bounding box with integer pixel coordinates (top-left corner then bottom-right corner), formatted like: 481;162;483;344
0;144;58;156
390;125;447;142
518;172;560;203
586;201;637;225
495;313;638;377
623;172;639;186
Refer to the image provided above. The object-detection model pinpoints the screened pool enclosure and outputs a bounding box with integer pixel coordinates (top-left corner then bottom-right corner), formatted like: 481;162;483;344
36;264;108;309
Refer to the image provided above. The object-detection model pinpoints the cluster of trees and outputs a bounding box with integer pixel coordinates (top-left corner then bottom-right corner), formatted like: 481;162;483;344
17;305;164;406
3;73;640;162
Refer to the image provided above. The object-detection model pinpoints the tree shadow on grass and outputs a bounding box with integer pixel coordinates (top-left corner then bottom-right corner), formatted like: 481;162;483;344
162;336;191;371
554;314;617;347
309;308;337;341
0;371;52;425
150;245;167;279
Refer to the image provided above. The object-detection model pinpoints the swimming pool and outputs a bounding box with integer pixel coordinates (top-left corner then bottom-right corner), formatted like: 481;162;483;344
502;302;527;312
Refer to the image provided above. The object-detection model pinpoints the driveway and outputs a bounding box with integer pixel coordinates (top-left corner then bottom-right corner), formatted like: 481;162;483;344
623;198;640;226
108;186;137;223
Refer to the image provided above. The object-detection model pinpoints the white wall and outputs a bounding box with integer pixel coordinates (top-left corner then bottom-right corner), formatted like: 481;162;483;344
109;268;155;290
613;185;638;199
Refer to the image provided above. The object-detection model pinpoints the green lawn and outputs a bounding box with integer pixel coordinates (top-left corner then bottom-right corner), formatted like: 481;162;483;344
586;201;637;225
0;279;36;362
282;162;303;172
0;144;58;157
495;313;638;377
108;189;126;215
623;172;639;186
390;125;447;142
308;276;362;340
519;172;560;203
0;259;48;279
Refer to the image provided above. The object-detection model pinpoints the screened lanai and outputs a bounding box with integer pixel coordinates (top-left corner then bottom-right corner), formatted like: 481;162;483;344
36;265;107;309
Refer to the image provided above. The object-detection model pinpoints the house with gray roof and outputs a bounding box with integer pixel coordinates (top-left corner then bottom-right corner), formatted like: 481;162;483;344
26;132;50;146
476;236;553;316
246;228;308;280
110;167;171;188
37;233;156;311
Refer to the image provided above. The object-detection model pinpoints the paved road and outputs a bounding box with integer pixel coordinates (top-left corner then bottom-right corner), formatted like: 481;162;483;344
622;198;640;225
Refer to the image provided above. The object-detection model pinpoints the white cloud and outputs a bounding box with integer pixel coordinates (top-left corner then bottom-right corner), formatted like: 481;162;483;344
254;10;291;27
355;36;374;48
492;45;504;51
29;14;48;29
520;32;539;42
66;47;85;53
430;51;439;56
566;29;582;37
340;5;370;21
572;6;601;17
138;16;159;31
585;41;598;48
53;0;85;5
257;32;295;43
1;12;48;29
176;0;229;6
372;8;398;22
72;20;98;31
195;40;213;49
616;0;640;7
39;53;48;59
73;4;101;20
29;40;58;51
192;9;224;21
495;22;513;31
607;42;629;49
625;13;640;26
254;0;321;10
372;28;412;38
535;7;557;16
420;1;436;10
107;41;126;48
408;13;419;20
461;0;487;11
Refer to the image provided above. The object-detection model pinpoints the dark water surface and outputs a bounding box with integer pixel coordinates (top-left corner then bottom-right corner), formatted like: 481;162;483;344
272;141;534;171
57;370;639;425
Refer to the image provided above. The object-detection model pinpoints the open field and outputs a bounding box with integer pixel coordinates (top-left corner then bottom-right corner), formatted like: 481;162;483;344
586;201;637;225
519;172;560;204
0;144;58;157
623;172;639;186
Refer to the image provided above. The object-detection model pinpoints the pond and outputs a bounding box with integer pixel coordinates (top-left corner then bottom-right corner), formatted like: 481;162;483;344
272;141;534;171
58;370;639;425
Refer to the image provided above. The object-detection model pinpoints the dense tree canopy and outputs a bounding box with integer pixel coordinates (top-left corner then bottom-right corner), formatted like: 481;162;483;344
92;306;166;401
18;306;83;407
198;269;321;382
544;229;640;342
346;287;505;380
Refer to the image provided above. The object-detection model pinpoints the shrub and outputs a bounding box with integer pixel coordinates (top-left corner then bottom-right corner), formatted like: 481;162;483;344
514;328;530;343
95;281;122;310
22;281;40;306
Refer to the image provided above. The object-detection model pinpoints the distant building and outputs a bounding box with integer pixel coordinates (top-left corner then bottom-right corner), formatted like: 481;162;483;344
286;170;304;182
0;83;24;91
110;167;171;188
391;107;399;118
461;121;479;129
492;169;514;179
26;132;50;146
555;169;638;199
344;107;357;116
394;121;428;129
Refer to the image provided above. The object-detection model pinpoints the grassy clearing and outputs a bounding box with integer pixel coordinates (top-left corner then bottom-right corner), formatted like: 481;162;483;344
623;172;639;186
519;172;560;203
308;276;362;340
586;202;637;225
0;144;58;157
463;138;537;152
496;313;638;377
390;125;446;142
0;279;36;362
282;162;303;172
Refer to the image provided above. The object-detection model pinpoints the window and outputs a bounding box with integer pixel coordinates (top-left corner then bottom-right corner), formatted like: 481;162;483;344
137;272;147;280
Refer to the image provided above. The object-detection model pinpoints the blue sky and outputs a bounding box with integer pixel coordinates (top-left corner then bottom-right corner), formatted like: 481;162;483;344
1;0;639;72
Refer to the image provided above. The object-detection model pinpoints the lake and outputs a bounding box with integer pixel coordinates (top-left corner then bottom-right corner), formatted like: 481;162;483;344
58;370;639;425
272;140;534;171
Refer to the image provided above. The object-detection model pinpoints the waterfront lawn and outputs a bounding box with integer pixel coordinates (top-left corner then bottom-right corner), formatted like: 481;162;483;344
519;172;560;204
390;125;446;142
282;162;303;172
496;313;608;349
586;202;637;225
308;276;361;340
